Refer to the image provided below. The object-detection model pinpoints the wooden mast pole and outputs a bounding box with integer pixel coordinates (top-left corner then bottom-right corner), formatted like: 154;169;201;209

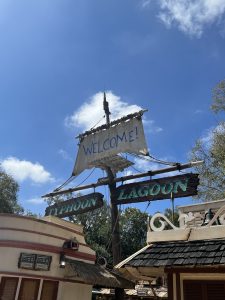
103;92;121;266
103;92;125;300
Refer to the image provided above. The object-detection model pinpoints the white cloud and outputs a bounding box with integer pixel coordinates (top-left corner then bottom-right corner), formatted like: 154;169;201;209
134;155;180;176
27;197;45;205
142;0;152;8
65;91;142;131
134;156;153;172
1;157;54;184
65;91;162;135
194;109;204;114
144;119;163;133
145;0;225;37
120;155;180;183
58;149;73;161
200;123;225;148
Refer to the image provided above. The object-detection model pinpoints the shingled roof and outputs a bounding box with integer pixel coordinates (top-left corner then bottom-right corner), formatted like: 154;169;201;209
123;239;225;268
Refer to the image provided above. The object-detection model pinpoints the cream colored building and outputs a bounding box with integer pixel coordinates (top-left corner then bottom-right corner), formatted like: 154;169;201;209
0;214;132;300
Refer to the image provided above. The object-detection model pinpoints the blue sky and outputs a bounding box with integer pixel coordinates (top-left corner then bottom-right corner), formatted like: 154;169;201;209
0;0;225;216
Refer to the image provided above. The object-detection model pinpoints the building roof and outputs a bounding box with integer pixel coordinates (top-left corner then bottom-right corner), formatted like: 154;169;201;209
65;259;134;288
120;239;225;268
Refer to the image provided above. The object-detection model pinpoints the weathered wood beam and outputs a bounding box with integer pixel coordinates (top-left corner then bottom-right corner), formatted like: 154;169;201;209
42;160;203;198
76;109;147;139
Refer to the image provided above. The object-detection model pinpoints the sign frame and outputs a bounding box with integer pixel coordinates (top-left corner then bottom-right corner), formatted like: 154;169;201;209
35;255;52;271
18;253;52;271
45;192;104;218
113;173;199;205
18;253;36;270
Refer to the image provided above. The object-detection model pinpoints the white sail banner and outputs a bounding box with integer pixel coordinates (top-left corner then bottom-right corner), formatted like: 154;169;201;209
72;117;148;176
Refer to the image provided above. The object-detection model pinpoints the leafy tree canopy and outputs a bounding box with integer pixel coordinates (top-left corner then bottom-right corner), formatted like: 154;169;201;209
46;195;181;265
211;79;225;113
190;79;225;201
164;208;179;228
120;207;148;259
67;200;149;264
0;168;23;214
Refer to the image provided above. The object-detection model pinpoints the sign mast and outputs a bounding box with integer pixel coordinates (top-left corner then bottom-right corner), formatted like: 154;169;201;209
103;92;121;266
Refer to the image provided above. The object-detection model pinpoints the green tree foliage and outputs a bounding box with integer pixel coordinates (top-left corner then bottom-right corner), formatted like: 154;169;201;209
211;79;225;113
68;201;149;263
190;122;225;201
190;80;225;202
120;207;148;259
0;168;23;213
164;208;179;228
69;200;113;264
46;196;180;262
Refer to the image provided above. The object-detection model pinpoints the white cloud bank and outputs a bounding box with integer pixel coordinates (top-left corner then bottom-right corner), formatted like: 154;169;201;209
58;149;73;161
27;197;45;205
143;0;225;37
200;122;225;148
1;157;53;184
65;91;142;131
65;91;162;133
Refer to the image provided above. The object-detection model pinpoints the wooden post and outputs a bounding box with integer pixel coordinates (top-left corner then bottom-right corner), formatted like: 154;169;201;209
106;166;121;265
171;192;175;223
103;94;123;300
103;94;121;266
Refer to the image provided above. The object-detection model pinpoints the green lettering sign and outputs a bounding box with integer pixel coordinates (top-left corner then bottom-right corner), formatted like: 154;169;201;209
45;193;104;218
128;188;138;199
137;186;149;197
161;183;173;195
117;189;128;201
149;183;160;196
114;174;199;205
173;179;188;193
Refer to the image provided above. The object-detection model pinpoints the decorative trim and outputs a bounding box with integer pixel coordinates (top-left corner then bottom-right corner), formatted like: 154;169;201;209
207;204;225;227
150;213;179;232
149;203;225;233
165;267;225;274
0;214;84;236
0;241;96;262
0;227;88;248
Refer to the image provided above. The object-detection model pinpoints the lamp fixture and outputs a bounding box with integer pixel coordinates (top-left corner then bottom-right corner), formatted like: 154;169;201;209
63;238;79;250
59;252;66;268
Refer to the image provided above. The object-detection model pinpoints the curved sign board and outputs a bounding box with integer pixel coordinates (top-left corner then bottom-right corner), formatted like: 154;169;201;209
113;173;199;205
45;192;104;218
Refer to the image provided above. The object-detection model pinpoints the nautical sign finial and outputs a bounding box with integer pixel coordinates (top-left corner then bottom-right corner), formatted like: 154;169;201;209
103;92;110;125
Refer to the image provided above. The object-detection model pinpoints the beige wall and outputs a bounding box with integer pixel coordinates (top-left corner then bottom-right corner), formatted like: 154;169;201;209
0;247;65;279
0;214;95;300
0;214;95;257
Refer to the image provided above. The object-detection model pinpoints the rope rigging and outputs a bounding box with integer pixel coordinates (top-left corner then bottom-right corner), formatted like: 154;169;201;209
126;152;179;167
52;168;96;194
